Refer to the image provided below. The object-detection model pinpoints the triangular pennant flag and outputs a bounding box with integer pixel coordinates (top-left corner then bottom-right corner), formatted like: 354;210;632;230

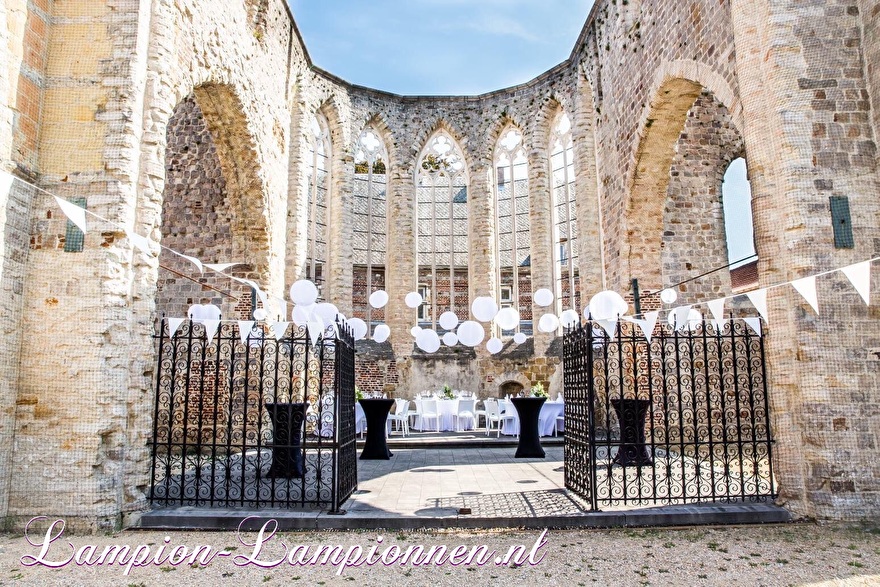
791;275;820;315
229;276;269;308
841;261;871;305
54;195;87;234
126;230;153;255
171;250;203;274
237;321;254;344
168;317;185;337
707;298;726;325
596;318;618;340
205;262;243;273
270;321;290;341
639;311;659;343
744;317;762;337
306;319;324;345
670;305;693;331
0;170;14;196
745;288;769;323
203;319;221;341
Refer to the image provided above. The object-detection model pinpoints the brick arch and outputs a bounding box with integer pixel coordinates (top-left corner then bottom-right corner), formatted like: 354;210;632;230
493;371;531;396
623;66;741;293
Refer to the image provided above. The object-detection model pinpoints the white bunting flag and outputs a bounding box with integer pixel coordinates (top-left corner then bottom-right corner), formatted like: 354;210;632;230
791;275;820;315
270;321;290;341
671;305;693;331
237;321;255;344
744;317;762;337
172;250;203;274
54;196;87;234
745;288;769;323
205;262;243;273
307;318;325;345
168;317;185;338
0;170;14;197
126;230;153;255
229;276;269;308
596;318;618;340
203;319;221;341
841;261;871;305
707;298;727;331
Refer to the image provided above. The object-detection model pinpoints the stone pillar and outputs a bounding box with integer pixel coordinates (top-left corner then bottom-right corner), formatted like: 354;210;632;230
858;0;880;168
385;162;416;358
327;141;354;316
528;115;556;356
732;0;880;520
467;158;497;344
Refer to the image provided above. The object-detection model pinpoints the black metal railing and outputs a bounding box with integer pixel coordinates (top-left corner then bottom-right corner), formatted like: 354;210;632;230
563;319;775;510
149;319;357;512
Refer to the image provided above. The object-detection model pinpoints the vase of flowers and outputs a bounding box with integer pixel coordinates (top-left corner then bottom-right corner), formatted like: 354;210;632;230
442;384;454;400
355;386;364;401
530;382;548;398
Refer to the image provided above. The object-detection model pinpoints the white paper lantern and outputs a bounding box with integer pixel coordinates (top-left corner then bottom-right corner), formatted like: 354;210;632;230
438;311;459;331
587;290;628;321
560;309;580;328
486;337;503;354
405;292;423;308
289;280;318;306
457;320;485;347
348;318;368;341
369;290;389;309
372;323;390;343
442;332;458;346
538;313;560;333
253;308;268;321
410;326;422;338
472;296;499;322
534;288;554;307
416;329;441;353
313;302;339;327
291;303;314;327
513;332;527;344
660;288;678;304
188;303;220;322
494;307;520;331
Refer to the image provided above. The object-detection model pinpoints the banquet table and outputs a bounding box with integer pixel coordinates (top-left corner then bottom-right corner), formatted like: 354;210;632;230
354;402;366;435
412;398;475;432
500;399;564;437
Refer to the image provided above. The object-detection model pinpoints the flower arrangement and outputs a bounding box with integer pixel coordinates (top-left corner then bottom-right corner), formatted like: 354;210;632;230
355;386;364;401
442;384;454;400
530;382;548;398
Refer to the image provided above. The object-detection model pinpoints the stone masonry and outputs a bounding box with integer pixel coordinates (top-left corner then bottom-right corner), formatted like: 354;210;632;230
0;0;876;530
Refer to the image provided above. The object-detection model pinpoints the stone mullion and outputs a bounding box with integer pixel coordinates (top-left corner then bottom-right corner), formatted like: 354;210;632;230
572;81;604;302
528;140;554;356
467;160;496;343
284;100;311;289
326;148;354;316
385;163;416;358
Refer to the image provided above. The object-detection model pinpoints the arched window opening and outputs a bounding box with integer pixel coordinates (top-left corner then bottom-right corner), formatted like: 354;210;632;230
416;132;468;330
352;128;388;333
549;111;580;315
494;127;532;336
722;157;758;290
305;113;331;298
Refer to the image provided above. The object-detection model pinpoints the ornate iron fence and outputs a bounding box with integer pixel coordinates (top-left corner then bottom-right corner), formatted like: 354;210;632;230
148;319;357;512
563;319;776;510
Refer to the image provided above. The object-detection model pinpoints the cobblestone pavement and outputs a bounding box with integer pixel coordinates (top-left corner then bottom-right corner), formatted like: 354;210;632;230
0;522;877;586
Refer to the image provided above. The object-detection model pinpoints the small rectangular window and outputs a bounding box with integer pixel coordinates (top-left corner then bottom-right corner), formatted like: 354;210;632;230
63;197;86;253
829;196;854;249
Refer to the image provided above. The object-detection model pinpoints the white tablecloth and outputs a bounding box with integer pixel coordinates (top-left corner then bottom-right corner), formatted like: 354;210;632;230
412;398;475;431
500;400;564;436
355;402;366;434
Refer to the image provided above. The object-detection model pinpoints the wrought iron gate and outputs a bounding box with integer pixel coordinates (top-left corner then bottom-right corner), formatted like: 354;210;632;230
563;319;776;510
148;319;357;512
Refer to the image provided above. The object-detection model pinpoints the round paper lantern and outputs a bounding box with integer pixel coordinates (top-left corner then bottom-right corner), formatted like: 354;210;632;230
313;302;339;327
291;303;314;327
372;323;390;343
416;329;441;353
410;326;422;338
348;318;368;341
486;337;503;354
560;309;580;328
405;292;423;308
660;288;678;304
534;288;554;308
438;311;459;331
188;303;221;322
457;320;485;347
442;332;458;346
289;280;318;306
538;313;560;333
513;332;527;345
587;290;628;321
494;307;520;331
253;308;267;321
369;290;389;309
472;296;499;322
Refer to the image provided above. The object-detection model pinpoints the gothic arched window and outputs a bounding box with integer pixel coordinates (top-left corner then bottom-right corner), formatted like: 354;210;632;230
305;113;331;295
549;111;579;313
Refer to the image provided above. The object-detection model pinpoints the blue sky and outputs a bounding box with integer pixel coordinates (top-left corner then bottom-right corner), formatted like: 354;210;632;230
289;1;755;266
